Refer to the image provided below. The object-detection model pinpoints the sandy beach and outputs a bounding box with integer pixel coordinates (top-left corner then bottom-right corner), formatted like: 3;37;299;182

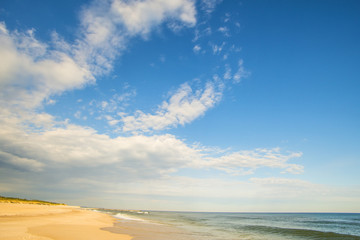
0;203;132;240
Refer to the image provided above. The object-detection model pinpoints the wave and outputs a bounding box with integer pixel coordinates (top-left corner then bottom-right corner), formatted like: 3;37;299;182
241;225;360;239
303;220;360;227
113;213;147;222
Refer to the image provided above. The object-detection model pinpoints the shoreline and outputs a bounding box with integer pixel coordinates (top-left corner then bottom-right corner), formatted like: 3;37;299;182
98;210;199;240
0;202;133;240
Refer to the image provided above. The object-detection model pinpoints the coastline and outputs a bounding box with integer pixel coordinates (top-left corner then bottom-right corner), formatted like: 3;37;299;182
98;209;198;240
2;202;359;240
0;202;133;240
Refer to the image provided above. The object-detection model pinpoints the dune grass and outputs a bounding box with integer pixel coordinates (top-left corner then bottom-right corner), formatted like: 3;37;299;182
0;195;65;205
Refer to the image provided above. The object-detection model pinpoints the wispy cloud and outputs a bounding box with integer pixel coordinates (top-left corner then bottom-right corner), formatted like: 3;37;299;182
233;59;249;83
202;148;304;175
223;64;232;79
218;26;230;37
97;91;137;114
120;81;224;133
211;41;226;55
200;0;223;14
193;44;201;53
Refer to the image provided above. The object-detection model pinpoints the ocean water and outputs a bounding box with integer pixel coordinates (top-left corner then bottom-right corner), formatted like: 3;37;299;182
99;209;360;240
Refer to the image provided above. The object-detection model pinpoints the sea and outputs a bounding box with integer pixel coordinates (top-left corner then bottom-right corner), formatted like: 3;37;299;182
97;209;360;240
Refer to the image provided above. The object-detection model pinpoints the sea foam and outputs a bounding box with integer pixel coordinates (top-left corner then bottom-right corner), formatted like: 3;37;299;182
114;213;147;222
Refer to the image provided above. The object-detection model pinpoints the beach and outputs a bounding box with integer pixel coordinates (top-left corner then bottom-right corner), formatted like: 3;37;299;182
0;203;132;240
1;202;360;240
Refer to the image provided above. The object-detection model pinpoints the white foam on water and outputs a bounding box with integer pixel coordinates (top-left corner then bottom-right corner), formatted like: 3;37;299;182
114;213;147;222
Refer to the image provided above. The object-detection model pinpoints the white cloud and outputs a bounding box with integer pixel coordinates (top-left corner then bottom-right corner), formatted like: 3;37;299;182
0;22;94;109
0;106;302;178
233;59;249;83
199;148;304;175
218;26;230;37
193;44;201;53
111;0;196;35
74;111;82;119
74;0;196;76
101;101;109;110
85;90;137;126
120;81;223;133
211;42;225;55
104;115;120;126
46;99;56;105
193;27;212;42
223;65;232;79
201;0;223;14
0;115;201;177
218;26;227;32
224;13;230;23
1;0;195;123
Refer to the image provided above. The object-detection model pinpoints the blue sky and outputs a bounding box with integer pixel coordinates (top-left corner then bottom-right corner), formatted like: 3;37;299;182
0;0;359;212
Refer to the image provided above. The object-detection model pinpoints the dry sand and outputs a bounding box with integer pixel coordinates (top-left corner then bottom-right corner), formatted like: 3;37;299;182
0;203;132;240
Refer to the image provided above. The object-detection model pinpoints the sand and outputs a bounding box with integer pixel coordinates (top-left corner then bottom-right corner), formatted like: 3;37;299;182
0;203;132;240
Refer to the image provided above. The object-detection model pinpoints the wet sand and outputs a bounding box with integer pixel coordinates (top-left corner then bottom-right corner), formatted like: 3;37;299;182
103;218;199;240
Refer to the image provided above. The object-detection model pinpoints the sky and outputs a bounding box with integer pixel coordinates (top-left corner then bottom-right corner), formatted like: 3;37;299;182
0;0;359;212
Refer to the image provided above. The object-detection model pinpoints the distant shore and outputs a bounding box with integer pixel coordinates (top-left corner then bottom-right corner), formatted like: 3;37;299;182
0;201;132;240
